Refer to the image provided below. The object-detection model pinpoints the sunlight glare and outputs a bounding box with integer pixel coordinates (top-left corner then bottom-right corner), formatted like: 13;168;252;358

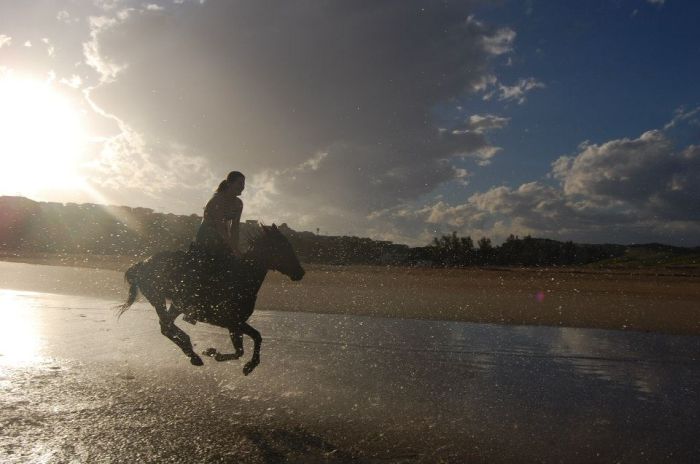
0;290;44;367
0;74;87;195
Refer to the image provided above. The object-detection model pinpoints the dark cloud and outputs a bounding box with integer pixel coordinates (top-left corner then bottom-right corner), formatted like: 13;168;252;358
84;0;512;218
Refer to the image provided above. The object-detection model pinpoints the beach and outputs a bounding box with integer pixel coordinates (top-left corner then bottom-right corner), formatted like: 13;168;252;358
1;255;699;335
1;287;698;462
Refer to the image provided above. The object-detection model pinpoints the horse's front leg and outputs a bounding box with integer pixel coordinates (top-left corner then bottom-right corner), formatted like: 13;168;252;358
203;328;244;362
238;322;262;376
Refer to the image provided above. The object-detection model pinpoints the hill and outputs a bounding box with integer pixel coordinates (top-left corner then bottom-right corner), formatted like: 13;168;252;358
1;196;698;270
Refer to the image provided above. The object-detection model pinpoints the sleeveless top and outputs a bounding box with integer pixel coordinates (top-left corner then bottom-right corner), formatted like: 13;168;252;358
202;191;242;224
195;192;242;254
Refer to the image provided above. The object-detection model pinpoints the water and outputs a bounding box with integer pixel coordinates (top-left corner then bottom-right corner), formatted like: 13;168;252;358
1;282;699;461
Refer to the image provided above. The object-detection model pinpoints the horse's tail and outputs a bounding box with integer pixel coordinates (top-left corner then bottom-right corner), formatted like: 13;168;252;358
116;262;143;318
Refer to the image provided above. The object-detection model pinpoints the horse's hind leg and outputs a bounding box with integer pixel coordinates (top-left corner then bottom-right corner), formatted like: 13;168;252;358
203;328;244;362
231;329;244;356
154;303;203;366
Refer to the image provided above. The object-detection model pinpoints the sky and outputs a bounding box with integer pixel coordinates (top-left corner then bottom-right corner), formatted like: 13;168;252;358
0;0;699;246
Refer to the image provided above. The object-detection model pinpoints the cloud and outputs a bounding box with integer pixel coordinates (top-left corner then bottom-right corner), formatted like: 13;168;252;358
0;34;11;48
482;27;517;55
437;114;508;166
5;0;522;224
79;1;522;225
471;74;498;93
552;129;700;220
465;14;516;57
56;10;75;23
0;1;97;82
83;15;128;84
465;114;511;134
93;0;127;11
477;75;545;104
495;77;546;104
41;37;55;57
663;106;700;130
468;15;516;56
60;74;83;88
369;110;700;245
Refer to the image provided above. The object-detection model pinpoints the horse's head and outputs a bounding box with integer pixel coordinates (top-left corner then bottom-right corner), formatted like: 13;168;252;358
248;224;305;281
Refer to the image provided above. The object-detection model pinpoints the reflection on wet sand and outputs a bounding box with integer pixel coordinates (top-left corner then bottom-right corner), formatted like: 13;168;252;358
548;326;700;399
0;290;44;367
1;290;698;462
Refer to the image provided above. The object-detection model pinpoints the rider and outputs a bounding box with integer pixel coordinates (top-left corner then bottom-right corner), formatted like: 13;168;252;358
196;171;245;258
185;171;245;325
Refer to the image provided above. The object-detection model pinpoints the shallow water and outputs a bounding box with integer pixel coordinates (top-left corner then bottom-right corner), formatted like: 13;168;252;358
1;286;699;462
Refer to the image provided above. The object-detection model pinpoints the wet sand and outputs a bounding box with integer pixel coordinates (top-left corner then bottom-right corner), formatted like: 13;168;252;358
1;259;699;335
1;290;699;463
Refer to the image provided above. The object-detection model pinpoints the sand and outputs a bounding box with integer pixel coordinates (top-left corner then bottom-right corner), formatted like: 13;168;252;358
1;253;699;335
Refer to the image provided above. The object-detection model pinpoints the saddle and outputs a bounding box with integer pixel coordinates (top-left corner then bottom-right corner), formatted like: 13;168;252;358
187;242;238;276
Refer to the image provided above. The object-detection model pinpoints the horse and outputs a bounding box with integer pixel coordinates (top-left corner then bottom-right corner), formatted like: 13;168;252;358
116;224;305;375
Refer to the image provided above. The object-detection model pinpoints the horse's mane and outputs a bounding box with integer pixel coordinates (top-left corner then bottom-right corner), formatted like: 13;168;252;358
244;224;285;252
244;229;262;251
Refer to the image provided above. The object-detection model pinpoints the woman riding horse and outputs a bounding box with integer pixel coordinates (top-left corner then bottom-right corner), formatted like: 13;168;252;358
196;171;245;257
118;224;305;374
184;171;245;324
118;171;304;375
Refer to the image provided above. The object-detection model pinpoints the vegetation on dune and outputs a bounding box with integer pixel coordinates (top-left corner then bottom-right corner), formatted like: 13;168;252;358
590;244;700;270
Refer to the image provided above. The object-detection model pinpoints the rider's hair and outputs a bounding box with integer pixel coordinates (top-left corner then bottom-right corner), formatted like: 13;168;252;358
215;180;229;194
227;171;245;183
215;171;245;194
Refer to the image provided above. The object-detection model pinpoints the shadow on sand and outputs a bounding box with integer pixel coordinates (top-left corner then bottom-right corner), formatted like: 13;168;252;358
241;425;357;463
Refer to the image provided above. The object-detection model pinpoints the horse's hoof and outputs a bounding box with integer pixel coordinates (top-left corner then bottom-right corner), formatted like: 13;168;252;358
203;348;218;357
190;356;204;366
243;361;257;376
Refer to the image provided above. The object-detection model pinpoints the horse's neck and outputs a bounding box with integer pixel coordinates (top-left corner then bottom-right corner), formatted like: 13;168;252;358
241;251;268;295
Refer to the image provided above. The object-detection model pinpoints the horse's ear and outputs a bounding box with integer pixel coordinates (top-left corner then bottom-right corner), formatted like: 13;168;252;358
272;223;278;230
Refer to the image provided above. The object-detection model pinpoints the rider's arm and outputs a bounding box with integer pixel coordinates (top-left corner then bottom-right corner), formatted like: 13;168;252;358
228;197;243;255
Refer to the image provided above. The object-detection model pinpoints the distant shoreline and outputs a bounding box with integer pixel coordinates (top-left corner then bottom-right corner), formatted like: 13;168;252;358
2;252;699;336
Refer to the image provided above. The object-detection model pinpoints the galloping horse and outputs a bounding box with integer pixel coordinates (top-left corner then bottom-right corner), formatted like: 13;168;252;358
117;224;304;375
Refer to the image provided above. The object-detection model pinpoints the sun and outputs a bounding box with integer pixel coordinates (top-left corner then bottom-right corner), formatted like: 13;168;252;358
0;73;88;196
